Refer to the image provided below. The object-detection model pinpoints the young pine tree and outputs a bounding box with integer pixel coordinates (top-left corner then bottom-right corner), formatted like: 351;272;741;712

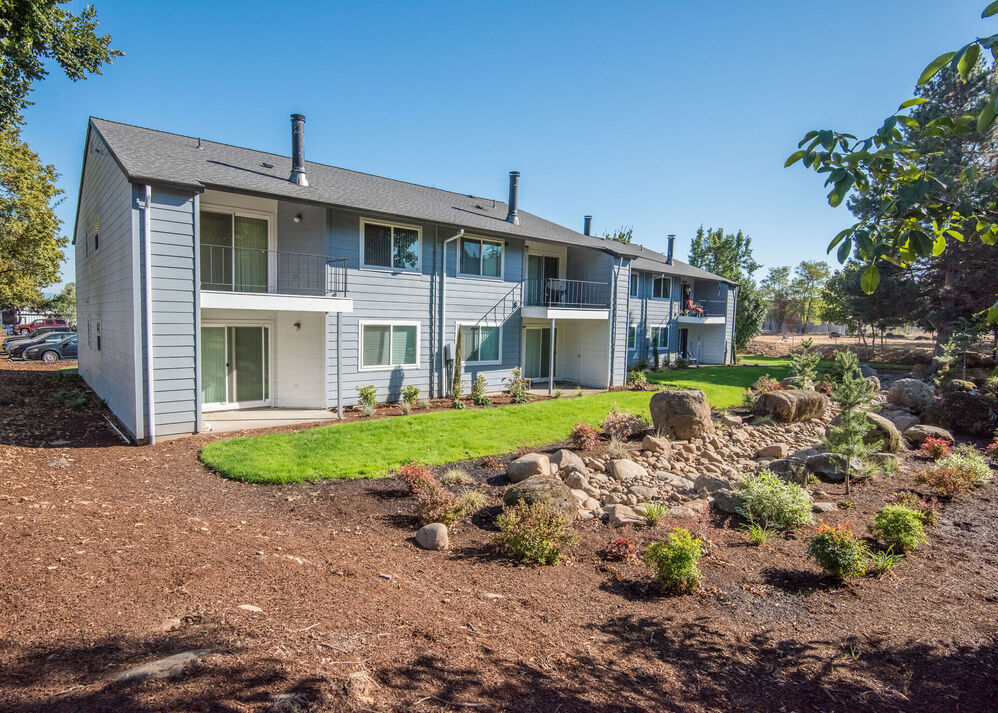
824;360;878;495
788;337;820;388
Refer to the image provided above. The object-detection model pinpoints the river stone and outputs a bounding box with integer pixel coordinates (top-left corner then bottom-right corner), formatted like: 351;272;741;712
415;523;449;550
641;434;672;455
694;473;730;493
507;453;551;483
887;378;936;412
551;449;585;472
718;412;743;428
902;424;955;445
603;503;645;527
710;488;742;515
565;471;588;490
804;452;861;482
756;443;789;459
753;390;829;423
657;472;696;492
503;475;576;518
767;456;811;484
609;459;648;480
630;485;658;500
650;389;715;440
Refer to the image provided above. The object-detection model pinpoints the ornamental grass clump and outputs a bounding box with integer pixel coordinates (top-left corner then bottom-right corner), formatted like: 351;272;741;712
808;523;867;579
870;504;926;553
492;502;577;565
736;469;814;530
643;528;704;594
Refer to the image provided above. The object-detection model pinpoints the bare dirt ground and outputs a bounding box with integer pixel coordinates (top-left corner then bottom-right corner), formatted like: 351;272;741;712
2;359;998;712
747;334;938;363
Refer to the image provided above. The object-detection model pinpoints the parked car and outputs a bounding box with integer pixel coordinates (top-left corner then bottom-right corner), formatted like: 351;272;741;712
1;326;73;354
14;318;68;336
23;334;78;362
5;330;77;359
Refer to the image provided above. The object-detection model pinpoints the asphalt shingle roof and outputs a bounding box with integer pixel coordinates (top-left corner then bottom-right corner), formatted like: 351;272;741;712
88;117;733;285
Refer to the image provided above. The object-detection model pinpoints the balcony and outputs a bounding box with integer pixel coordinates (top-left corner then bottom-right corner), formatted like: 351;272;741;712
199;245;352;313
521;278;611;320
677;299;726;324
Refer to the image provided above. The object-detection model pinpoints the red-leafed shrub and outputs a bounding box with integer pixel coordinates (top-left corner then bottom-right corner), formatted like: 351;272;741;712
415;481;464;525
599;403;647;441
394;462;436;494
570;422;600;451
604;536;637;561
920;437;952;460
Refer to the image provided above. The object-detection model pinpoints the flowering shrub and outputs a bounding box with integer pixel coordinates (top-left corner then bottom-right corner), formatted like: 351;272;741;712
394;462;436;494
920;437;952;460
736;469;814;530
599;403;647;441
604;536;637;561
871;505;926;552
570;422;600;451
415;481;465;525
643;529;704;593
493;502;577;565
808;523;867;579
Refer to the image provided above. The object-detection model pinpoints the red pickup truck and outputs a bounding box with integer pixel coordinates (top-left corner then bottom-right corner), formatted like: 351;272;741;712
15;318;69;336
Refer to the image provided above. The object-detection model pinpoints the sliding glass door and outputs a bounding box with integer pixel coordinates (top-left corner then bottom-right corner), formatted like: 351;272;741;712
199;211;270;292
201;325;271;409
524;327;552;380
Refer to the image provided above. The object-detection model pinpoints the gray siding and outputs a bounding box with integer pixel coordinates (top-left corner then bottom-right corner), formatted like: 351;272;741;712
75;130;140;439
609;259;629;386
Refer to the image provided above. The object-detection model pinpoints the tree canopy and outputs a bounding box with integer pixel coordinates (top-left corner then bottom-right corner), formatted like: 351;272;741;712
603;226;633;243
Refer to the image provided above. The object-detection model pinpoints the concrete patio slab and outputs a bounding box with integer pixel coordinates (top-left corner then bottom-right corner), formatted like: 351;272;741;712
202;407;339;434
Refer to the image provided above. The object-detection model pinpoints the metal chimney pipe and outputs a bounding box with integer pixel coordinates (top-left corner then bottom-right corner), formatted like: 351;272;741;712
506;171;520;225
667;234;676;265
290;114;308;186
583;215;592;236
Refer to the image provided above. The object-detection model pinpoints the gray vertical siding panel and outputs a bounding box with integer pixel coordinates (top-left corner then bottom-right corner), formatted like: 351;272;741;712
75;129;139;439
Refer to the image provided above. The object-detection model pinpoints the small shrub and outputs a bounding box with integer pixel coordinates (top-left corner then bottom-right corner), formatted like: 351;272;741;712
599;403;647;440
53;388;88;411
418;398;431;410
752;374;783;392
808;523;867;579
606;438;630;461
451;397;466;410
397;401;412;416
870;505;926;553
627;369;648;388
576;385;585;398
440;467;473;485
604;536;637;561
736;469;814;530
401;385;421;406
816;380;833;396
743;522;774;546
752;414;775;426
741;389;757;409
985;433;998;462
361;403;376;417
916;465;966;497
638;502;668;526
630;359;649;371
415;482;464;525
492;502;577;565
394;462;436;494
480;455;504;470
920;437;952;460
504;367;528;404
670;357;689;370
917;450;994;495
457;490;487;513
888;492;939;525
788;340;820;388
356;385;377;410
553;389;562;399
471;373;491;406
570;422;600;451
643;529;703;593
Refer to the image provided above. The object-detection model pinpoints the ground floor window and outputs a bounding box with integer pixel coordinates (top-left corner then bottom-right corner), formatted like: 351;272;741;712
627;325;636;350
361;323;418;368
460;324;501;363
651;326;668;349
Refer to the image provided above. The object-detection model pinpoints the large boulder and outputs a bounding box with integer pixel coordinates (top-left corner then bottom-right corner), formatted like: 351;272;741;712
805;452;863;482
694;473;730;493
767;456;811;484
415;523;449;550
503;475;576;518
890;413;919;433
753;390;828;423
550;449;585;473
922;391;997;436
902;424;955;445
859;364;879;379
710;488;742;515
650;389;715;440
507;453;551;483
864;412;901;453
887;378;935;412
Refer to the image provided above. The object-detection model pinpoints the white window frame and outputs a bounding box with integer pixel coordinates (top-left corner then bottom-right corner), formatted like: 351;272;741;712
651;326;669;349
627;325;637;350
198;205;278;293
358;320;421;371
652;275;672;300
359;218;422;273
458;236;505;280
630;272;639;297
457;322;503;366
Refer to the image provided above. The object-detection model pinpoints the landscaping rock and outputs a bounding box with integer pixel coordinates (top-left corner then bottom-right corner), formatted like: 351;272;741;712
864;412;901;453
922;391;997;436
630;485;658;500
603;503;645;527
551;449;585;472
948;379;978;392
768;456;811;484
658;473;696;492
609;459;648;480
859;364;879;378
871;452;899;471
507;453;551;483
650;389;715;440
753;390;828;423
902;424;955;445
804;452;861;482
113;650;213;682
565;472;588;490
755;443;789;459
891;413;919;433
693;473;730;493
641;434;672;455
718;413;742;428
503;475;576;518
668;505;698;518
866;375;881;391
887;378;935;412
415;523;449;550
813;502;837;513
710;488;742;515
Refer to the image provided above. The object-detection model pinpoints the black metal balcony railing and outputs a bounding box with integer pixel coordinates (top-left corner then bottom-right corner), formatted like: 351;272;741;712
200;245;348;297
680;299;727;318
523;278;610;309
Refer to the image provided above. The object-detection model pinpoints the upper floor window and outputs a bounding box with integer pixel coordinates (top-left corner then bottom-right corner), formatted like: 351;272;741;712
627;326;637;350
362;220;420;271
630;273;639;297
652;275;671;300
460;237;503;278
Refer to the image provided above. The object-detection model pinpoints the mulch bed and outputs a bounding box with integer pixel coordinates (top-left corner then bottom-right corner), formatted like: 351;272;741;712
1;359;997;712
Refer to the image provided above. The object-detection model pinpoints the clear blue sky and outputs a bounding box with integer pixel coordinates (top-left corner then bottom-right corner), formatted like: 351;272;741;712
22;0;987;290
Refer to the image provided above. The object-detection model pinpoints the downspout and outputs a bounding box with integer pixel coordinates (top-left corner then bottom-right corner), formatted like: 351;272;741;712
192;194;202;433
730;285;739;364
623;260;631;386
143;184;156;444
439;229;464;397
607;256;623;388
336;312;343;418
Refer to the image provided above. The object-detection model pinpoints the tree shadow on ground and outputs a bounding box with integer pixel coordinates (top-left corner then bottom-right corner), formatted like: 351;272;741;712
760;566;830;594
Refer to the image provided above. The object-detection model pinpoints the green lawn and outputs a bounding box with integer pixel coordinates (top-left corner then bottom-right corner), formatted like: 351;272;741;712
201;364;789;484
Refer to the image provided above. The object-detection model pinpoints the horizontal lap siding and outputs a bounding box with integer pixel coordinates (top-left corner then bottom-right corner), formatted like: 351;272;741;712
144;187;198;435
75;130;139;438
610;260;629;386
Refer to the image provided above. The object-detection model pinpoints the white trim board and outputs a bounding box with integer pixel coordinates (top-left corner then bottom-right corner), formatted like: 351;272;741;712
200;291;353;313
